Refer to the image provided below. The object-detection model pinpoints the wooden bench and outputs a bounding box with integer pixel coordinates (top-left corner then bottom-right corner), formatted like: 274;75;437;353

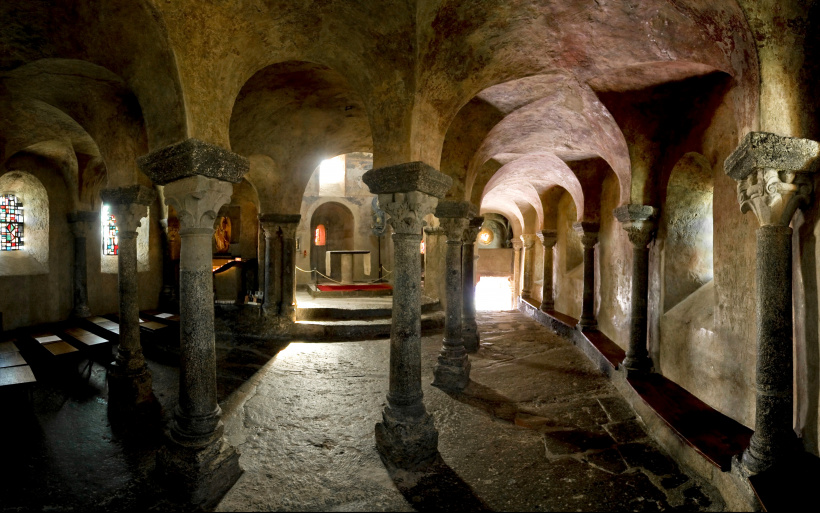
31;333;80;357
104;314;169;336
0;339;36;397
61;326;113;365
140;310;180;325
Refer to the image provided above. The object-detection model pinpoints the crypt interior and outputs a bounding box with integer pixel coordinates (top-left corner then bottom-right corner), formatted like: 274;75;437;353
1;0;820;511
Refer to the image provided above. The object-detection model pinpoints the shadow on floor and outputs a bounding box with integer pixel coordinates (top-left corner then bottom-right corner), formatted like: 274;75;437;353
387;455;491;512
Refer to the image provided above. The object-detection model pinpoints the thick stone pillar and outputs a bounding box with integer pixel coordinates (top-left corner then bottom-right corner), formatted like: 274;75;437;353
725;132;820;474
138;139;247;507
68;211;96;318
537;229;557;312
574;222;599;329
462;216;483;352
423;226;446;303
362;162;451;470
101;186;157;409
158;218;179;312
520;234;537;299
258;218;280;315
614;205;657;374
512;240;523;307
432;201;477;389
279;219;300;321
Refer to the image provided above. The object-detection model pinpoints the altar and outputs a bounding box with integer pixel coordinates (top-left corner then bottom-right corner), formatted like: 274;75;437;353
325;250;371;284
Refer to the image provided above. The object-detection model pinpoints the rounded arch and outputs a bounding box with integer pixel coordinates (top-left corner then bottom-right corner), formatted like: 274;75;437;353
309;201;355;280
0;170;49;275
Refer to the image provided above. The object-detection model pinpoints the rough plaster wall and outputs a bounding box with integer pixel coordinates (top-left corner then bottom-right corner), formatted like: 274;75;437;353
554;192;582;320
0;167;68;329
230;180;259;261
0;171;48;276
597;172;632;351
531;242;543;306
476;248;512;278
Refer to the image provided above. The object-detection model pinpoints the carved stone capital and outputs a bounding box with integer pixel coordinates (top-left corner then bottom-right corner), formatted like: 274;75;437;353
512;240;524;251
440;217;469;242
537;229;558;248
259;213;301;238
424;226;445;236
462;216;484;244
573;222;600;248
137;139;249;185
101;185;156;235
67;210;97;238
379;191;439;236
362;161;452;198
614;204;657;249
520;234;537;249
279;222;299;239
162;175;233;232
726;132;820;227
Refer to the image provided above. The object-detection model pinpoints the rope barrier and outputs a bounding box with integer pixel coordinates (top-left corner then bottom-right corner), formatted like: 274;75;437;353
294;265;393;284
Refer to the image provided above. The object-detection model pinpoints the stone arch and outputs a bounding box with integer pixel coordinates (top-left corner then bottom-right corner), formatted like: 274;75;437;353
309;201;355;280
0;170;49;276
658;153;714;312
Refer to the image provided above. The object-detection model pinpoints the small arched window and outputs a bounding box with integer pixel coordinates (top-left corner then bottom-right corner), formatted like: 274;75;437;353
314;224;326;246
0;194;24;251
101;204;119;256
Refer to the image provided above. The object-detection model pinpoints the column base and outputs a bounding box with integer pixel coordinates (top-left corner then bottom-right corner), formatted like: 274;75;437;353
158;436;243;509
108;363;155;410
432;352;471;391
375;405;439;471
539;302;554;313
620;355;653;377
462;324;480;353
578;317;597;330
71;305;92;319
737;433;801;475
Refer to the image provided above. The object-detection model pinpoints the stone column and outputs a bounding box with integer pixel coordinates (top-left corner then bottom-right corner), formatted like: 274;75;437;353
432;201;477;389
101;186;157;409
68;211;96;318
279;219;300;321
362;162;451;470
537;229;558;312
574;222;600;329
520;234;537;299
614;205;657;374
158;218;180;312
512;239;523;307
423;226;446;303
462;216;483;352
725;132;820;474
138;139;247;506
258;218;280;315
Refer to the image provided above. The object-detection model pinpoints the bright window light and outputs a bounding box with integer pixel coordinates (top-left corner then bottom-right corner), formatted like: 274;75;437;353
319;155;346;196
475;276;513;311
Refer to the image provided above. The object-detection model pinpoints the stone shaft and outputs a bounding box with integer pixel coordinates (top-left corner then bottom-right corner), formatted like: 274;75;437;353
512;240;523;307
742;225;796;472
461;217;483;352
260;221;280;314
575;223;599;329
68;212;95;318
538;230;557;312
520;234;537;298
280;222;298;321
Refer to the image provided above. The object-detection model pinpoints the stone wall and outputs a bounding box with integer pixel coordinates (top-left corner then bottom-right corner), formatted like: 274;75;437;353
554;191;583;321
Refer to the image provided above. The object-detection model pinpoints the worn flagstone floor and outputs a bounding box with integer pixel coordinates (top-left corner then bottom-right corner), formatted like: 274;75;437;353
216;310;722;512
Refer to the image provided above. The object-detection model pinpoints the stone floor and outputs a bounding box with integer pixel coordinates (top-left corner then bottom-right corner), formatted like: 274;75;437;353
1;309;723;511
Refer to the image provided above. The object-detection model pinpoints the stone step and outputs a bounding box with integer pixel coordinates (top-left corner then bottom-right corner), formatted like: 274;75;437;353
292;311;445;341
296;298;441;321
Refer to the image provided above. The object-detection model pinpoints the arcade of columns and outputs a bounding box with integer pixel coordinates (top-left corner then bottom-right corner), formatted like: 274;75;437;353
69;131;819;504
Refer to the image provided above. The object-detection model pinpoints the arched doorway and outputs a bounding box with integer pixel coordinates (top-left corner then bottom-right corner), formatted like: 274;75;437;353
310;201;355;281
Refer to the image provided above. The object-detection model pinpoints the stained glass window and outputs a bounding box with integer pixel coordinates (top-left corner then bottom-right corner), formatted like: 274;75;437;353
0;194;23;251
314;224;326;246
102;204;118;256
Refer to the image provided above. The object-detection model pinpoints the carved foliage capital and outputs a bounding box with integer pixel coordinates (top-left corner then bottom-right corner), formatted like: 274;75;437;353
520;234;537;249
462;217;483;244
109;202;149;235
441;217;469;242
573;222;599;248
538;229;558;248
512;240;524;251
162;175;233;232
67;210;97;238
622;220;656;249
378;191;438;235
737;168;814;226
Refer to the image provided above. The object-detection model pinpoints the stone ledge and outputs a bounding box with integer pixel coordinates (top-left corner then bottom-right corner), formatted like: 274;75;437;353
100;185;157;206
725;132;820;181
138;138;249;185
258;213;301;225
362;162;452;198
613;204;657;223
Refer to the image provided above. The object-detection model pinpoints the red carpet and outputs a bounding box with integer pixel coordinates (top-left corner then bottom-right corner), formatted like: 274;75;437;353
317;284;392;292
